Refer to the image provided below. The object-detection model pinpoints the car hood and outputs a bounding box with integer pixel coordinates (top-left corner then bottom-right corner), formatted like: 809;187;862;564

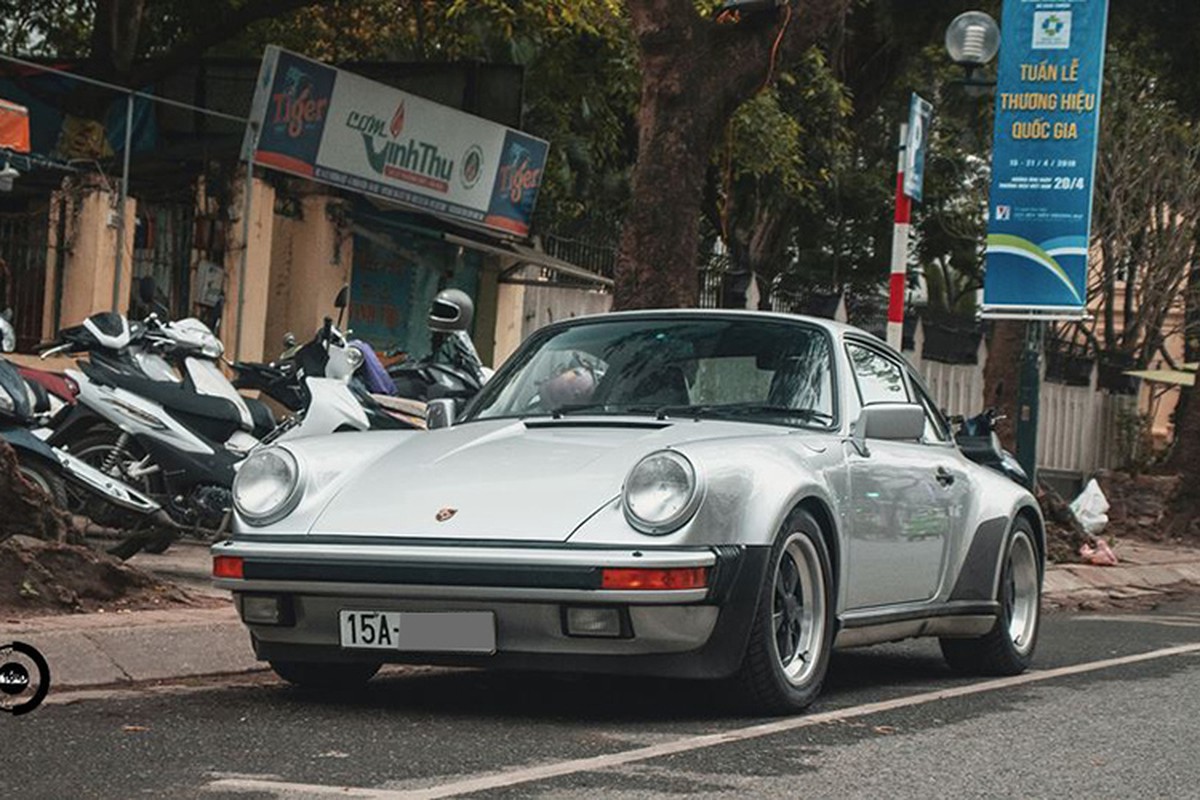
307;417;783;541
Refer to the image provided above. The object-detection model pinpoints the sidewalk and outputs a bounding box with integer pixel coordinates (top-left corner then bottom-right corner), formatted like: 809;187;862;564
2;539;1199;691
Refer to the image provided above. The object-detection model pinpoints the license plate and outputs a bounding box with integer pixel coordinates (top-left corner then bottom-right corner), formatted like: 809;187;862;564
338;610;496;654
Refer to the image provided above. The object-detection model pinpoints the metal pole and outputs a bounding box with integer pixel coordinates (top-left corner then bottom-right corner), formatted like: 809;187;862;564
1015;320;1044;485
887;123;911;351
234;149;256;361
112;92;134;312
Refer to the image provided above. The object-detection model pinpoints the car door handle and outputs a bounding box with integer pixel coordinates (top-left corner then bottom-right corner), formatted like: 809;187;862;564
935;466;955;486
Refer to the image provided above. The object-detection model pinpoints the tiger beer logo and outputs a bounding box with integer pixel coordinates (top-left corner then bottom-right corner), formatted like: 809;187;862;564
269;65;330;139
495;142;544;205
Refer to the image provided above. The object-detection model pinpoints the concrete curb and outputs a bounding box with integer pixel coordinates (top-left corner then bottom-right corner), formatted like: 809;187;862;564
3;541;1198;691
0;604;263;689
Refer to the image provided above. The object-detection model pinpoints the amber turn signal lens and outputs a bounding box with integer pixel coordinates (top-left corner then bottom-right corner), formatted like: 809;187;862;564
600;567;708;591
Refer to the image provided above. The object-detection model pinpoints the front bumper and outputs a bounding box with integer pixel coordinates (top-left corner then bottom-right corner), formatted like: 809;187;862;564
212;539;770;679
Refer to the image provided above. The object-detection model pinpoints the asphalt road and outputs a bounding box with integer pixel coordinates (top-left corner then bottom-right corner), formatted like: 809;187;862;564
6;599;1200;799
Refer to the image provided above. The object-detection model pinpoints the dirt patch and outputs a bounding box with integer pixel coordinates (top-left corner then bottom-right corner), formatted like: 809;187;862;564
0;535;219;616
0;441;75;543
1096;471;1189;543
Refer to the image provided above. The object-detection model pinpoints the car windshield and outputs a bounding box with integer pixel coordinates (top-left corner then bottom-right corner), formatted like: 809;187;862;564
467;317;837;428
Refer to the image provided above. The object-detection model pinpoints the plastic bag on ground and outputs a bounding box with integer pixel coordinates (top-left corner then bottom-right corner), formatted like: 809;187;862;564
1069;478;1110;536
1079;538;1119;566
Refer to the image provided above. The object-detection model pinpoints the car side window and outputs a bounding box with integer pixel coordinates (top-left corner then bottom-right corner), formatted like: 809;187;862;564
846;343;909;406
909;376;952;444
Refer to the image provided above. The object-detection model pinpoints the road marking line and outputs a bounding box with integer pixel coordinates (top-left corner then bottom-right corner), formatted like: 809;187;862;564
206;642;1200;799
1073;614;1200;628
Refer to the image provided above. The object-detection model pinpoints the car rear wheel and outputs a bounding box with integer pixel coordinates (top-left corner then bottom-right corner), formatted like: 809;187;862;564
940;518;1041;675
269;659;381;690
734;509;835;714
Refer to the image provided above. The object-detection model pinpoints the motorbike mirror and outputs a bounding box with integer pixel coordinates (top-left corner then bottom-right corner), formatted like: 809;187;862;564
426;398;456;430
1;306;11;321
334;285;349;330
283;332;297;348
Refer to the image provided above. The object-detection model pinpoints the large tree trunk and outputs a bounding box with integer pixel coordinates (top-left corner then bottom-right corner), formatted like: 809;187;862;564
613;0;848;310
982;319;1025;451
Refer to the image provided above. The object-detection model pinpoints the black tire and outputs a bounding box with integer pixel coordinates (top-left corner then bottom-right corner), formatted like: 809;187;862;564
16;455;69;509
733;508;836;715
269;659;381;690
65;430;163;519
940;517;1042;676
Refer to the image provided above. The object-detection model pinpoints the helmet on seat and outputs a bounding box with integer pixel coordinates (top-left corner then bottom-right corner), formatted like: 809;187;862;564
429;289;474;333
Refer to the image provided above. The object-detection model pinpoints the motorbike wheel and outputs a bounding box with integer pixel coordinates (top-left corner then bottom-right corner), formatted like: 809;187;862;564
66;430;163;512
16;455;69;509
65;429;172;559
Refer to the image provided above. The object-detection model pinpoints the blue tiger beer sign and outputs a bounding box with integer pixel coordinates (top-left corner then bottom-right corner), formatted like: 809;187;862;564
244;47;549;238
983;0;1109;317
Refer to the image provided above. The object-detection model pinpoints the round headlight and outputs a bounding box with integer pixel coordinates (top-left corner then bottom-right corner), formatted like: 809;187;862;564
233;448;302;525
622;450;701;535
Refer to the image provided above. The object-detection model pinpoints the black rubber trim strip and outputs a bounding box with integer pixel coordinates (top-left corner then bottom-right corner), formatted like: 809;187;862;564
839;601;1000;629
242;560;604;590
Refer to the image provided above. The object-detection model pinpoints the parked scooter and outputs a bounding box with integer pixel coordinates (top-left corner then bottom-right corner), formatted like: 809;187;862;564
954;408;1032;489
1;354;172;557
0;307;14;354
40;290;386;554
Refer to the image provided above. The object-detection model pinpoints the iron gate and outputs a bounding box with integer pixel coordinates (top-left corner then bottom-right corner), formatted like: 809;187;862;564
0;205;51;352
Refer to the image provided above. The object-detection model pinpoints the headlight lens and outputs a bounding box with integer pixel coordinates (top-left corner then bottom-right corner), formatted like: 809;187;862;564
0;385;13;414
233;448;302;524
345;346;364;369
622;450;701;535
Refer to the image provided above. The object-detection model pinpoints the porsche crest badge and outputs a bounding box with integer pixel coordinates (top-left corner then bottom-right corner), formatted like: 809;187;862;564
435;508;458;522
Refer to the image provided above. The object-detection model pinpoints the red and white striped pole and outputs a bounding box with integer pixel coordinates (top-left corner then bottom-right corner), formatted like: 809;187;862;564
887;123;911;352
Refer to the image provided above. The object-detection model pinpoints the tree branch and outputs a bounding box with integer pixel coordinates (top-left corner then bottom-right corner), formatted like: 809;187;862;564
126;0;326;87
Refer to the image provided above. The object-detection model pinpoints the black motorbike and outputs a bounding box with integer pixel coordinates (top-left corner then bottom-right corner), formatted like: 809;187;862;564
1;354;171;556
954;408;1032;489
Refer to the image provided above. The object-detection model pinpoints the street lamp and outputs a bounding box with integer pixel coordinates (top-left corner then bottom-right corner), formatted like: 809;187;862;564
945;11;1000;95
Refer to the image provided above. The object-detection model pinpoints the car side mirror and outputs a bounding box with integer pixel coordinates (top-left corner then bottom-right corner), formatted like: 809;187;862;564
853;403;926;455
426;398;456;430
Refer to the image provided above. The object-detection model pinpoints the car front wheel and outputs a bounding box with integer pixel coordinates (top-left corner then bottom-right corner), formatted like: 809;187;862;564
941;518;1042;675
734;509;835;714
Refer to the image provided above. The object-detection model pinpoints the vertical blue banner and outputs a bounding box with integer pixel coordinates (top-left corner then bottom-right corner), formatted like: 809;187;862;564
983;0;1109;316
904;93;933;202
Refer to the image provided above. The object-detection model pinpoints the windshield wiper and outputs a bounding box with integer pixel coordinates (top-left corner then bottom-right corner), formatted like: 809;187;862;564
654;403;835;425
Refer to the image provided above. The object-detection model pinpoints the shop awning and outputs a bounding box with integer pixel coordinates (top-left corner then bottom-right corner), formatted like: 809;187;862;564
443;232;613;288
1123;369;1196;387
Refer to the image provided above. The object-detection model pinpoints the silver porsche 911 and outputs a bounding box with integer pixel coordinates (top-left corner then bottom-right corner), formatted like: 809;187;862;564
213;311;1043;713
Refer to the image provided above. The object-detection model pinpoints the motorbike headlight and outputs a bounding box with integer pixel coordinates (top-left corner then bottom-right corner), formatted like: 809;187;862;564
233;448;302;525
345;346;364;370
622;450;702;535
0;385;13;414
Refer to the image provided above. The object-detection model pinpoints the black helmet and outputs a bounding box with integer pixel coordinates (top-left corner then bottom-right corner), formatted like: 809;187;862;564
429;288;474;333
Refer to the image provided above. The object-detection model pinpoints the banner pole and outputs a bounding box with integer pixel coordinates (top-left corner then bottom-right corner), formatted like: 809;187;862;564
887;123;911;351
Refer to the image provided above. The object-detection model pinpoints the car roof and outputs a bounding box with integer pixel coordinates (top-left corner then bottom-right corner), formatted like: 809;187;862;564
542;308;879;344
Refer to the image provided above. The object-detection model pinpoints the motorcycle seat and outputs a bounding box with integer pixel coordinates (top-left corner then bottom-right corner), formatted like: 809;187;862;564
243;396;277;439
81;359;243;443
